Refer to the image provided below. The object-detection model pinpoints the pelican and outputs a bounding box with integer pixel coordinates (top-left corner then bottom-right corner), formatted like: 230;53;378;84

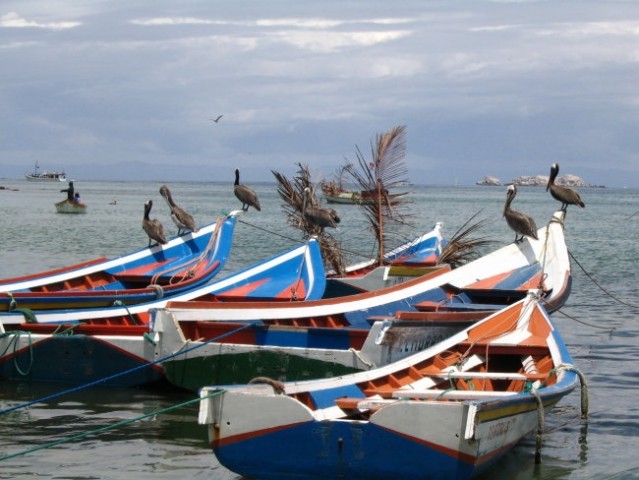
302;187;340;230
234;168;261;211
159;184;198;235
503;184;538;243
546;163;585;211
142;200;167;246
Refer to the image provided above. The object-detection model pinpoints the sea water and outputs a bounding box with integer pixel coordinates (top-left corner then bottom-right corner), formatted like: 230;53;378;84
1;178;638;479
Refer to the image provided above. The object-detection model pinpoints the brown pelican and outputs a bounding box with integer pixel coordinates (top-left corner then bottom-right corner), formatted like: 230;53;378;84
142;200;168;246
546;163;585;211
303;187;340;230
503;184;538;243
234;168;261;211
159;185;197;235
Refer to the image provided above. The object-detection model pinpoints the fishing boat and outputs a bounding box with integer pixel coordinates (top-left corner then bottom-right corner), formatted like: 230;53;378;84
24;162;67;182
0;237;326;386
0;212;242;312
149;209;570;391
198;290;586;480
323;188;363;205
54;198;88;214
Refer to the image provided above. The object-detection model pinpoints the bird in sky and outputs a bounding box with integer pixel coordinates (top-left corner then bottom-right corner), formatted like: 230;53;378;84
210;115;224;123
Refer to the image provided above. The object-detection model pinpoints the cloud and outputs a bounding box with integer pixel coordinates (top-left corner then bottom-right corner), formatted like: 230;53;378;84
0;12;80;30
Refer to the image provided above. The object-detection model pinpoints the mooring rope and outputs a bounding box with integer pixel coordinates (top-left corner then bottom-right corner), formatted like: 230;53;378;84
533;390;545;464
0;330;34;376
545;300;615;333
0;390;225;462
237;218;375;262
569;249;639;310
149;215;224;287
0;321;258;416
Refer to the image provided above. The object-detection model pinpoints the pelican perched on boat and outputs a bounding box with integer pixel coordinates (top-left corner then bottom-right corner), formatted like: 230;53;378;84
303;187;340;230
546;163;585;211
234;168;261;212
143;200;167;246
159;184;197;235
503;184;538;243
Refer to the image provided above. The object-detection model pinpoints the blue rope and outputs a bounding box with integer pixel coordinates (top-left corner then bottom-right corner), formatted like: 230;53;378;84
0;321;258;415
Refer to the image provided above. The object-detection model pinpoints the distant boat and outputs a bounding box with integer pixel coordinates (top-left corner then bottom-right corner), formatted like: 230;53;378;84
55;199;87;214
25;162;68;182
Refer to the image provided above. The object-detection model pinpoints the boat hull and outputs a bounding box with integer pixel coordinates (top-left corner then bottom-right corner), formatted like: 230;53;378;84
55;199;87;214
208;393;567;480
198;293;581;480
0;331;163;387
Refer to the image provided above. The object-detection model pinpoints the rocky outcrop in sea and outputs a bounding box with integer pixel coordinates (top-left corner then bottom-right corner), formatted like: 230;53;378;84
477;174;602;188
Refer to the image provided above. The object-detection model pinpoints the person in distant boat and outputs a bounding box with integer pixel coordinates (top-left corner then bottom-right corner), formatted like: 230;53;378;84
74;192;81;204
61;181;74;202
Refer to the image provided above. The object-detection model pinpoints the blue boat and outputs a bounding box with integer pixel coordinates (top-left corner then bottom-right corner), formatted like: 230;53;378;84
0;212;240;312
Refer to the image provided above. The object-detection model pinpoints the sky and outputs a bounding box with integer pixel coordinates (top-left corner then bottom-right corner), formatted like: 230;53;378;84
1;1;639;187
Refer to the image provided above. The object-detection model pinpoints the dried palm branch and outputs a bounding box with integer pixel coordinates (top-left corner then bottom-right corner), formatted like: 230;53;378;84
272;164;346;274
438;211;497;269
345;125;413;264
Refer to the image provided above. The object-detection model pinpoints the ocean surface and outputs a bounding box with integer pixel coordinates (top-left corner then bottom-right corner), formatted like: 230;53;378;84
1;178;638;479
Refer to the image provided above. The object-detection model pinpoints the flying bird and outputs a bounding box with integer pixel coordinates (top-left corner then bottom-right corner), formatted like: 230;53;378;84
142;200;168;246
546;163;585;211
302;187;340;230
503;184;538;243
159;184;198;235
234;168;261;212
210;115;224;123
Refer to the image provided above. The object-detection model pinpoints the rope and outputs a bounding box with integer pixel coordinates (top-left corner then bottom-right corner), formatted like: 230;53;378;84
148;215;224;287
148;284;164;299
569;249;639;309
0;390;225;462
555;363;589;418
289;242;310;301
237;218;375;262
12;307;37;323
0;330;34;376
545;301;615;333
110;300;139;325
536;220;552;291
533;390;545;464
0;321;257;416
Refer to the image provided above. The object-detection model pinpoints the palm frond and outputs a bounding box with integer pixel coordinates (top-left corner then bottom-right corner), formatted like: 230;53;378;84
438;211;497;269
272;164;346;274
345;125;413;264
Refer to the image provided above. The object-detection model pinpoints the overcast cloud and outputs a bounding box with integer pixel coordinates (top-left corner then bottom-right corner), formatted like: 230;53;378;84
1;1;638;187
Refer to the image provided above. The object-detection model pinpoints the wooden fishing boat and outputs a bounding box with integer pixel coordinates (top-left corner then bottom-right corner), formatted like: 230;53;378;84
198;290;585;480
331;221;445;292
0;212;241;311
0;238;326;386
54;198;87;214
149;210;570;391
